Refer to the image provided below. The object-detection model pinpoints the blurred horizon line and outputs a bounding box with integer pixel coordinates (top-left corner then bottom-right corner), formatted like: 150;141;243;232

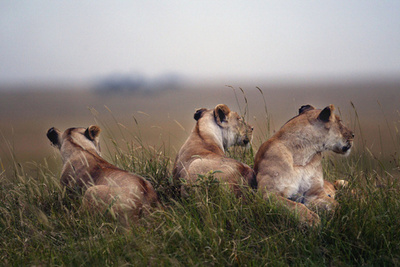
1;72;399;91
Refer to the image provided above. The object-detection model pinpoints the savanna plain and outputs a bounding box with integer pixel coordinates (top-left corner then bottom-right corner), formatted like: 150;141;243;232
0;79;399;265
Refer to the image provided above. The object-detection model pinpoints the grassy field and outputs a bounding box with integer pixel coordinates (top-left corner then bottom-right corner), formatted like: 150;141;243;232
0;80;399;265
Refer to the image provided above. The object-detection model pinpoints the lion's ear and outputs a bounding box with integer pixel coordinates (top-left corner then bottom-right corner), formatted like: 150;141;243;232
194;108;207;121
47;127;62;148
85;125;101;141
318;104;335;122
299;104;315;114
214;104;231;125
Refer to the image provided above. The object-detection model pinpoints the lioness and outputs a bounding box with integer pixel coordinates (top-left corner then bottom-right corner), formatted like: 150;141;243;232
173;104;256;196
47;125;159;224
254;104;354;226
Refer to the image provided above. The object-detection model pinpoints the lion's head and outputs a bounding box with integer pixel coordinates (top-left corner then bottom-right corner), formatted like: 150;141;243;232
47;125;102;158
298;104;354;155
194;104;253;149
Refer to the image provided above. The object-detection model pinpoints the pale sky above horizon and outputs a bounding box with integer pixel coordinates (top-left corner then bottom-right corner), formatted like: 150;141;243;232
1;1;399;84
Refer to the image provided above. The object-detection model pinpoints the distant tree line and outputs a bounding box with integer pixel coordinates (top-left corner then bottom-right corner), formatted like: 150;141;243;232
95;73;183;94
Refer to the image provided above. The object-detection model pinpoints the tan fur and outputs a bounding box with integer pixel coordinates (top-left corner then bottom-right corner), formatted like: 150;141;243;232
47;126;159;225
173;104;256;196
254;104;354;226
324;179;349;199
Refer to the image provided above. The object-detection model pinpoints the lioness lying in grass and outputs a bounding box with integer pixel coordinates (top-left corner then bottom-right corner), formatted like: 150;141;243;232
254;104;353;226
173;104;256;197
47;125;159;225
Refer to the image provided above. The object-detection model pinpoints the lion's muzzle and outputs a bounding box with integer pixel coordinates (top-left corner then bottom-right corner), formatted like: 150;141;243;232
243;137;250;145
342;143;352;153
341;132;354;154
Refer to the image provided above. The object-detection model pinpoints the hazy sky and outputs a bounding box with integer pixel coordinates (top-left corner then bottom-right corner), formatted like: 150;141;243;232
1;1;399;84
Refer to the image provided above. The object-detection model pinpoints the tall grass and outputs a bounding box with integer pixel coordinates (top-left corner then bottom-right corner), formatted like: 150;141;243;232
1;97;399;265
